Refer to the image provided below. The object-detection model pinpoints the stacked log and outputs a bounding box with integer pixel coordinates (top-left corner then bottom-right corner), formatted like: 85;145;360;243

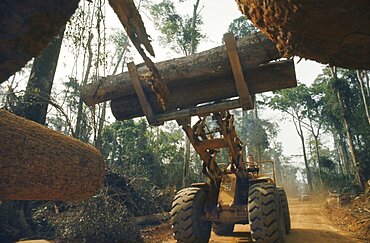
111;60;295;120
82;33;297;120
0;109;104;201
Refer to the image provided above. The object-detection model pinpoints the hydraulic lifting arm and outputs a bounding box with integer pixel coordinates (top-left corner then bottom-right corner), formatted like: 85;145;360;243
176;111;247;184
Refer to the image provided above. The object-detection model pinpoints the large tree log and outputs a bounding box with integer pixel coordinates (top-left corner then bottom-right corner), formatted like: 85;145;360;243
0;109;104;201
236;0;370;69
111;60;296;120
0;0;79;83
81;33;281;106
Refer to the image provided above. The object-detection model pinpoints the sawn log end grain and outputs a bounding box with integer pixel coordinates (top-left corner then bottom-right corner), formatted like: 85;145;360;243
0;109;105;201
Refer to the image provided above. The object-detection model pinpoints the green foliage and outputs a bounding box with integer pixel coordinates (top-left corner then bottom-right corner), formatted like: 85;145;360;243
228;16;259;38
269;67;370;188
313;68;370;180
269;84;313;119
108;29;131;74
319;156;335;170
245;117;269;156
109;29;130;48
101;119;159;183
149;0;205;55
233;109;276;161
101;120;191;189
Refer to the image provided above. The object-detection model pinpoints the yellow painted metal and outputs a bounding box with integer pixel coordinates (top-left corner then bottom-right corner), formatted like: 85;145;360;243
218;173;237;208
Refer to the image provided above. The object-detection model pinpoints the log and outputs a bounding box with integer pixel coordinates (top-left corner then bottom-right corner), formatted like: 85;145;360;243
111;60;296;120
236;0;370;69
81;32;281;106
0;109;104;201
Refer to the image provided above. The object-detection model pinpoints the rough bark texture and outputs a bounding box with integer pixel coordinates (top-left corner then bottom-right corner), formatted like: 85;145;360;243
82;33;296;120
111;60;295;120
0;0;79;83
20;27;65;124
236;0;370;69
82;33;280;106
0;109;104;201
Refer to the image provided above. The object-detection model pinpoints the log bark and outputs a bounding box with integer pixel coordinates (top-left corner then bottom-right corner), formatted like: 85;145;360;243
236;0;370;69
81;33;281;106
0;109;104;201
0;0;79;83
111;60;296;120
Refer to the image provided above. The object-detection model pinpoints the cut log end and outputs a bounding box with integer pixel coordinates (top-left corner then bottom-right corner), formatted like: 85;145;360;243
0;109;105;201
236;0;370;69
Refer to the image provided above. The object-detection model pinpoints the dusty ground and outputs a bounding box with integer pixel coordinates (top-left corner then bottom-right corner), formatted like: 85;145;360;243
326;193;370;240
141;198;365;243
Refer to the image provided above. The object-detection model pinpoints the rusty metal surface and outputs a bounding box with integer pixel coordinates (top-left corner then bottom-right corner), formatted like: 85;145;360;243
224;32;253;110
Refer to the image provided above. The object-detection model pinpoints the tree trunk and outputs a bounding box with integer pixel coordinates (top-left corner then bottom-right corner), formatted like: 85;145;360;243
20;27;65;124
110;127;118;167
190;0;201;55
183;131;191;188
313;135;323;186
365;71;370;97
182;0;201;188
241;111;247;158
336;88;363;187
339;132;352;176
330;67;364;188
294;118;313;191
95;102;106;150
272;142;283;185
75;34;93;139
0;109;104;201
357;70;370;125
182;113;191;187
81;33;284;106
333;131;346;177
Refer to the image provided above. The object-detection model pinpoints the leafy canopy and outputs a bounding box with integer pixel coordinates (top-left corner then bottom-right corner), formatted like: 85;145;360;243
149;0;205;56
228;16;258;38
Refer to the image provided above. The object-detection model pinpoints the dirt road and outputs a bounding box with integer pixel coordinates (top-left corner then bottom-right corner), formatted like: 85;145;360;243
142;198;363;242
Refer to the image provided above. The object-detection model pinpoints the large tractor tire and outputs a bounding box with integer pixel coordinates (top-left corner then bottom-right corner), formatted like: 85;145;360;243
212;222;235;236
171;187;211;243
248;182;286;243
278;188;291;234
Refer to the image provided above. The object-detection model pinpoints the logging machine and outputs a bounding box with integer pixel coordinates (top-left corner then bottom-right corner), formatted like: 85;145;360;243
173;112;291;243
82;32;294;242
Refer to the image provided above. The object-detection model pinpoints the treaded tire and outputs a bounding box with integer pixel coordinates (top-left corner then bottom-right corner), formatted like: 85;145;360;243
171;187;211;243
212;222;235;236
278;188;291;234
248;182;285;243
